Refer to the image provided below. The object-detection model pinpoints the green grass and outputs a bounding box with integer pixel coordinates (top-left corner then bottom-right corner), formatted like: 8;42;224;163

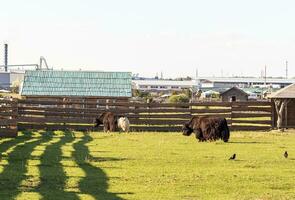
1;130;295;200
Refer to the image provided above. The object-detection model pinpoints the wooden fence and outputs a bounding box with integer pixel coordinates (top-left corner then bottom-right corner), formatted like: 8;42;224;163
14;99;273;133
0;99;18;137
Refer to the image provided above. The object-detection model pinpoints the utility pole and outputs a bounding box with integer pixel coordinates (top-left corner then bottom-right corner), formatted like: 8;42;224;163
264;65;267;86
4;44;8;72
286;60;288;79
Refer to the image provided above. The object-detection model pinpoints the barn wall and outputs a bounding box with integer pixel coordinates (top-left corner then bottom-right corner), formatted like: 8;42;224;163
221;90;248;102
286;99;295;127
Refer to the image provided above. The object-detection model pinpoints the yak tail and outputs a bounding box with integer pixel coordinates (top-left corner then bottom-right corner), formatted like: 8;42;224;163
222;118;230;142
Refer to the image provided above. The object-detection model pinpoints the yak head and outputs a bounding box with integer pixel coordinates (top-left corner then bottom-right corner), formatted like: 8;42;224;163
182;122;193;136
93;112;106;127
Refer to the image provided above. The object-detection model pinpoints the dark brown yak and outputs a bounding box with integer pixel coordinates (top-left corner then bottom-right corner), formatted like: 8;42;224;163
94;112;118;132
182;116;230;142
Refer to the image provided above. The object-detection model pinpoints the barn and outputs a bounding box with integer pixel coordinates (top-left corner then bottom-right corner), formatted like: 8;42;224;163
20;70;132;106
220;86;249;102
269;83;295;129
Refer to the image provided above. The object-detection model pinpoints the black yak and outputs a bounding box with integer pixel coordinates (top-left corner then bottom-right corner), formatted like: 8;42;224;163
182;116;230;142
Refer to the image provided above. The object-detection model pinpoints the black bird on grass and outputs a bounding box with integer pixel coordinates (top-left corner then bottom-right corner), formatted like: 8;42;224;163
284;151;288;158
229;154;236;160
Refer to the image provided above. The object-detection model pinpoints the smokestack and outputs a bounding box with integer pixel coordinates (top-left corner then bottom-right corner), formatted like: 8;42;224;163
286;60;288;79
4;44;8;72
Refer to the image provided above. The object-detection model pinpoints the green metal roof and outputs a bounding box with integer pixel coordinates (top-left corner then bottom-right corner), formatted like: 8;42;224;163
21;70;132;97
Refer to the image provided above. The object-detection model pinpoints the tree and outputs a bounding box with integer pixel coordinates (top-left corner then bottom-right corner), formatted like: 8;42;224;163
274;99;290;131
11;80;20;94
168;94;190;103
183;89;192;99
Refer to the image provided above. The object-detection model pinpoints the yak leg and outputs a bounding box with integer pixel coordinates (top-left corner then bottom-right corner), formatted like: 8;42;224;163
103;122;109;132
195;129;204;142
109;122;116;132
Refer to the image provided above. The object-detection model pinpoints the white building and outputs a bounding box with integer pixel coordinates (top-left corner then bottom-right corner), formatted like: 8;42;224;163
0;70;25;89
199;77;295;89
132;79;199;93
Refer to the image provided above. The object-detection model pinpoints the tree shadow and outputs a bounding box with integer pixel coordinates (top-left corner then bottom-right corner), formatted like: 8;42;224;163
0;131;53;199
73;133;126;200
0;131;33;156
37;131;79;200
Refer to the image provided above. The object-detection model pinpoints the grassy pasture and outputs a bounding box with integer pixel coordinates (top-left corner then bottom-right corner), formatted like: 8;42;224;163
0;130;295;200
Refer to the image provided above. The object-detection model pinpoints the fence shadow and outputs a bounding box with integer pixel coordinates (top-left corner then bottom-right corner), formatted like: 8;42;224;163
73;133;125;200
0;131;53;199
37;131;79;200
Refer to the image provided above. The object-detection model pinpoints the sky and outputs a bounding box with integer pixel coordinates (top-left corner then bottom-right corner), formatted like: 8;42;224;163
1;0;295;78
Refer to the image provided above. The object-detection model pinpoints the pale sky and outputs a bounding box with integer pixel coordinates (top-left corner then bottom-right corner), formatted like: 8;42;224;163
1;0;295;78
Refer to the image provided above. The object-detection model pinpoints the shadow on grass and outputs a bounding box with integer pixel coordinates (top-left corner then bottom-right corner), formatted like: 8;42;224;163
227;141;270;144
73;133;126;200
37;131;79;200
0;130;33;156
0;130;53;199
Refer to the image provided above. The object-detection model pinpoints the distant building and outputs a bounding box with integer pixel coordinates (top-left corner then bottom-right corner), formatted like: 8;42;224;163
20;70;132;104
0;71;25;89
220;87;249;102
199;77;295;89
132;80;199;94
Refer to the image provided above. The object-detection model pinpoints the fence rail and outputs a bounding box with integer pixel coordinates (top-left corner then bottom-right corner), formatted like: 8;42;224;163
0;99;273;136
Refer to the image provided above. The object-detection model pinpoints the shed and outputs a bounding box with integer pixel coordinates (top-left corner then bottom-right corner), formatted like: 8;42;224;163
220;87;249;102
20;70;132;105
269;83;295;129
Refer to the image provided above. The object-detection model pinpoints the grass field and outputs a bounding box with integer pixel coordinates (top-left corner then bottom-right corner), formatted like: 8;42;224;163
0;130;295;200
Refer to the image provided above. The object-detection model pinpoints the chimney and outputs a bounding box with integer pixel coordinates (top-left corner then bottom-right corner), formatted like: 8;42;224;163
4;44;8;72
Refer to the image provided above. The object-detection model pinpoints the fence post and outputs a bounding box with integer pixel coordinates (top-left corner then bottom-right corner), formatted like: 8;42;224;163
230;102;234;131
271;100;275;129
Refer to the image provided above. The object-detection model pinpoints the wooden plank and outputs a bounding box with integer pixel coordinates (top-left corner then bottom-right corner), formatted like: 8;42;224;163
191;109;231;113
18;110;193;119
0;112;18;117
130;114;192;119
18;117;188;125
18;111;98;117
0;99;17;104
232;107;271;112
190;102;232;106
18;117;93;124
18;99;233;107
231;120;271;125
231;113;271;118
232;101;271;106
19;106;121;113
0;119;17;126
18;110;194;117
191;113;232;118
130;119;188;125
230;126;271;131
18;124;94;131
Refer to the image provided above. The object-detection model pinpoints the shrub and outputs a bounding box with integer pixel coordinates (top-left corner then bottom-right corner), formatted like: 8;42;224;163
168;94;190;103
